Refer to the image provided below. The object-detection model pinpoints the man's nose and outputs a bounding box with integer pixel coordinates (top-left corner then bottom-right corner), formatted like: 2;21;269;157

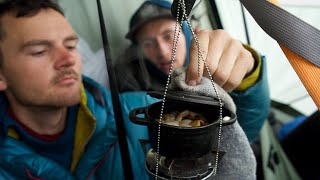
156;40;171;61
54;47;76;69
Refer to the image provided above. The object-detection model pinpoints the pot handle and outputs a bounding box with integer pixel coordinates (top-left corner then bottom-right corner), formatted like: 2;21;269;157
129;107;150;126
221;114;237;126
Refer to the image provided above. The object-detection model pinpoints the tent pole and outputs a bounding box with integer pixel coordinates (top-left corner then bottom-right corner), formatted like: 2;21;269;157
95;0;133;179
209;0;223;29
240;3;251;45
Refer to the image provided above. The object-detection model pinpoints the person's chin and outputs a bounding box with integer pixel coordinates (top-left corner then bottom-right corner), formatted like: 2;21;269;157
58;92;81;106
54;85;81;105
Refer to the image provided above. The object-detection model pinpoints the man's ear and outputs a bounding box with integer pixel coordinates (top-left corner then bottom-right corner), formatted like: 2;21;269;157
0;73;7;91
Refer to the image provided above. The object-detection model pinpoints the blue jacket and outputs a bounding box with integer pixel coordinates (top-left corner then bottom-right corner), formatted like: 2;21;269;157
0;77;121;179
0;76;158;179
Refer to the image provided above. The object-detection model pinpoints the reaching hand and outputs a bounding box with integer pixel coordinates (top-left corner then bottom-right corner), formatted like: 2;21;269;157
186;29;255;92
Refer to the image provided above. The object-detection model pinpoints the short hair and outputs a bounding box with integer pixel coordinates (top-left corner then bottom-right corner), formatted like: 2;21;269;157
0;0;64;67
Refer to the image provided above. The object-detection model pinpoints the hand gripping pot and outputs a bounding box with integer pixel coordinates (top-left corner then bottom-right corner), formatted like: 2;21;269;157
129;90;236;159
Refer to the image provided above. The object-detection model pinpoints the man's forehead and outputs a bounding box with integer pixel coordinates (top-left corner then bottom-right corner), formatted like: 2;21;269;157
1;9;75;42
139;19;176;34
2;8;67;27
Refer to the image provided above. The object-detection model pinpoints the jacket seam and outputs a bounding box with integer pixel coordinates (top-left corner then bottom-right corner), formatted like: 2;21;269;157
25;168;45;180
85;141;117;180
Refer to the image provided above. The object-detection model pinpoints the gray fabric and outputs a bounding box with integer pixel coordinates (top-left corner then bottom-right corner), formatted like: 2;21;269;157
170;68;236;113
239;0;320;67
170;67;257;179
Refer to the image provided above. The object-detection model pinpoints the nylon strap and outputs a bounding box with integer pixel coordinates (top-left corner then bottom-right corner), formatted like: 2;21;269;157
239;0;320;109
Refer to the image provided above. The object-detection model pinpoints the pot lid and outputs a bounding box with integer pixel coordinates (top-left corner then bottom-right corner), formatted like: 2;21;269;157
147;90;224;106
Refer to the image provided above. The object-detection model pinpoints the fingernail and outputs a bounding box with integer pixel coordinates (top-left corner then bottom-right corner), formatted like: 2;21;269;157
188;80;197;86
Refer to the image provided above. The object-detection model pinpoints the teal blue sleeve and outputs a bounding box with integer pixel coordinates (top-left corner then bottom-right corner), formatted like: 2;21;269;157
119;92;159;179
230;56;270;143
95;91;158;180
0;138;74;180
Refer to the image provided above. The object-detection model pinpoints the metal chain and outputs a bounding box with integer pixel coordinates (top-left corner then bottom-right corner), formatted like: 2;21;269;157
180;0;223;175
155;0;223;178
155;0;183;179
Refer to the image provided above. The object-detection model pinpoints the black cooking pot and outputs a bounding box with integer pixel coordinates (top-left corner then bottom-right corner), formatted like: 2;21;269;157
129;90;236;159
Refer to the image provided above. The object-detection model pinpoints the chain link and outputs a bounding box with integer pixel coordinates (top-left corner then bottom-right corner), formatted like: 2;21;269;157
155;0;183;179
155;0;223;178
180;0;223;175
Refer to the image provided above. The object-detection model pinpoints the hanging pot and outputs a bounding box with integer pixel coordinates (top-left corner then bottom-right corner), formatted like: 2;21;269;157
129;90;236;159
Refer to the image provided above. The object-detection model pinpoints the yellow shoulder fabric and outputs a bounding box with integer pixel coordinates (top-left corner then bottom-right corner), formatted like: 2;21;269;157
7;127;19;140
235;44;262;92
70;84;97;172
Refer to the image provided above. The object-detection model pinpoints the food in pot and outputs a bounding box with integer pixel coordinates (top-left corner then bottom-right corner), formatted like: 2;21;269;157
157;110;208;127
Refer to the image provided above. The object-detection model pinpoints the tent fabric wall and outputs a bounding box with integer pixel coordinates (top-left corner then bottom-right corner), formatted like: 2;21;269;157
59;0;145;58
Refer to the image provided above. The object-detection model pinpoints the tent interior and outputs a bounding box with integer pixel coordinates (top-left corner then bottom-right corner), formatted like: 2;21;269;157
57;0;319;179
59;0;319;116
